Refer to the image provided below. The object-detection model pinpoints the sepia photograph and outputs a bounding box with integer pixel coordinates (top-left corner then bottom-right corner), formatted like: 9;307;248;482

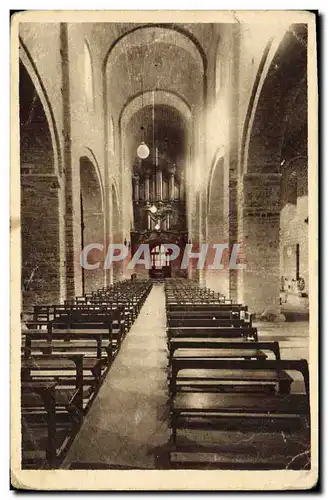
10;9;318;490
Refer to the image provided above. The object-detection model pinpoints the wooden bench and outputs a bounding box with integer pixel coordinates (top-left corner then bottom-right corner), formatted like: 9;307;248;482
167;326;258;341
167;304;245;312
168;341;281;365
21;354;85;416
51;315;123;351
22;327;111;392
167;318;252;329
169;358;296;397
52;306;123;332
169;359;310;469
21;354;87;469
21;381;58;468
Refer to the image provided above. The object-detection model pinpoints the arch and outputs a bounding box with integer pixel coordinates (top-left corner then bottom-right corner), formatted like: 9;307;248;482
103;25;207;119
280;155;308;301
207;156;225;242
120;91;192;205
84;39;95;110
206;153;229;297
215;38;223;96
120;90;192;133
240;39;273;172
239;25;308;315
81;147;105;211
242;25;307;174
111;183;122;282
111;179;120;215
20;61;62;307
241;37;279;173
80;155;105;293
207;146;225;215
103;24;206;74
19;38;61;175
108;115;115;153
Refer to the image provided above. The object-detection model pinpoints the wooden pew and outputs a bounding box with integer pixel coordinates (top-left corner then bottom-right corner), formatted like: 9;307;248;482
168;340;281;365
21;279;153;468
21;354;85;416
167;304;245;312
21;381;58;468
167;317;252;328
167;326;258;341
22;326;112;394
169;358;295;398
21;354;85;469
169;359;310;470
52;308;124;350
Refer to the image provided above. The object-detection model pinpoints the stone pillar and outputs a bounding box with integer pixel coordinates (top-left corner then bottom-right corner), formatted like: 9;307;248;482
179;172;185;201
21;174;62;308
144;174;150;202
151;174;156;202
240;173;284;319
156;168;163;201
169;173;175;201
133;175;139;202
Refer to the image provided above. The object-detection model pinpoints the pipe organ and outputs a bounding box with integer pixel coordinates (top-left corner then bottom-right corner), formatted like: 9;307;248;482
132;162;186;233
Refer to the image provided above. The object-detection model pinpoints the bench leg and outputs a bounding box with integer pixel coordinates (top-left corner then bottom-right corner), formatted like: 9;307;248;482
44;391;57;468
171;426;177;445
279;380;292;394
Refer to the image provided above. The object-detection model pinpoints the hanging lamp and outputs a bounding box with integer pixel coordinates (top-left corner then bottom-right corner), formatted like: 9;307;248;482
136;63;150;160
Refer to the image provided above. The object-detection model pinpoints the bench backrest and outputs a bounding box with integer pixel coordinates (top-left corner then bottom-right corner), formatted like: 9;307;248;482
167;327;258;341
171;358;310;396
167;318;252;328
169;340;280;360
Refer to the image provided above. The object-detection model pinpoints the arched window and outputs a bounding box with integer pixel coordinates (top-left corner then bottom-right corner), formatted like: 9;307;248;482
151;245;168;269
84;41;94;110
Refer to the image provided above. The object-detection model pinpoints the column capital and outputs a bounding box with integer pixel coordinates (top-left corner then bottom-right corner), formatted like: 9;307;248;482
167;164;176;175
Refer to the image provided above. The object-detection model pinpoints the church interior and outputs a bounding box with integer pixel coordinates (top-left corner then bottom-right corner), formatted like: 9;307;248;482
19;21;310;471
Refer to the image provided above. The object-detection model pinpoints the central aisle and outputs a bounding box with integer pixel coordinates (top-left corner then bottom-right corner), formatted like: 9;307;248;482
63;283;170;469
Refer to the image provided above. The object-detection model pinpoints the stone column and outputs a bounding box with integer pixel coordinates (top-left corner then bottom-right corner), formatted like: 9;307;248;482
21;174;63;308
133;175;139;202
144;174;150;202
179;172;185;201
156;168;163;201
169;173;175;201
151;174;156;202
240;173;284;319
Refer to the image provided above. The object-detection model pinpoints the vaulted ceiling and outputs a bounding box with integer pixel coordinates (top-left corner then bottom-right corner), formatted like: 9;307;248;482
127;104;186;176
105;25;210;116
103;23;214;172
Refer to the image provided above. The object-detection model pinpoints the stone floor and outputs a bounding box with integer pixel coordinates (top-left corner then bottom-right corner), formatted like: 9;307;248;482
63;282;170;469
63;284;309;469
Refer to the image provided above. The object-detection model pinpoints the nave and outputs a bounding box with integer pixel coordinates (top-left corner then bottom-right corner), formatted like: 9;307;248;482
17;18;313;476
21;279;310;471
